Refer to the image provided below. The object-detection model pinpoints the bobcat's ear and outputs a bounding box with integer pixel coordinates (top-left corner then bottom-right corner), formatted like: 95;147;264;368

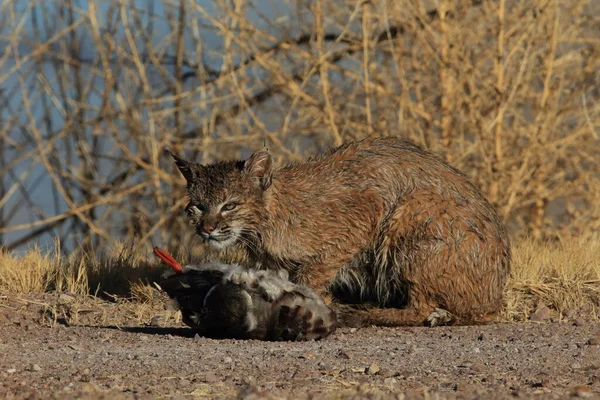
243;149;272;190
168;150;202;184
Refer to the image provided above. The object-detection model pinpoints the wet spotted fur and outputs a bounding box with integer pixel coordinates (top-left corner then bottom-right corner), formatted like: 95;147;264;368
171;137;511;327
159;263;337;340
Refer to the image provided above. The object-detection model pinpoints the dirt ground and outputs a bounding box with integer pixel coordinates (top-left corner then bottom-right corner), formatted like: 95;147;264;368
1;294;599;400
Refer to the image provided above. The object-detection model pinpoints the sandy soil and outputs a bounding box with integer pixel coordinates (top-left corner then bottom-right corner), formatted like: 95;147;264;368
1;294;599;400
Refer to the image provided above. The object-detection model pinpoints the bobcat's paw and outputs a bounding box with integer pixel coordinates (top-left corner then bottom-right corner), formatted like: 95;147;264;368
426;308;453;327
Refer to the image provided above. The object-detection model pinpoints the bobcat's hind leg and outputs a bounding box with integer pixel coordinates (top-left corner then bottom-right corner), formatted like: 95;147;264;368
336;305;457;327
334;304;428;327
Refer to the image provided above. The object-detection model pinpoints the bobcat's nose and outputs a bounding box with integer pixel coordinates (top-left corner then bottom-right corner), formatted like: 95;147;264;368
202;225;216;234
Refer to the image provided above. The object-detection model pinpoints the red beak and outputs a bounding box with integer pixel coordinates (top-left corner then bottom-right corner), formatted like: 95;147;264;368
153;246;184;274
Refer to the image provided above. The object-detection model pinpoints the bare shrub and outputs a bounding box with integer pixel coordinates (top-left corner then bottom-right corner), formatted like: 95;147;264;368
0;1;598;255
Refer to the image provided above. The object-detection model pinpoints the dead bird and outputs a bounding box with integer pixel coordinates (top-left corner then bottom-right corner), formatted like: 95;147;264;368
153;247;337;341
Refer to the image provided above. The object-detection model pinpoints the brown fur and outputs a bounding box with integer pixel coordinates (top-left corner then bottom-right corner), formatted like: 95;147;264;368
171;137;511;327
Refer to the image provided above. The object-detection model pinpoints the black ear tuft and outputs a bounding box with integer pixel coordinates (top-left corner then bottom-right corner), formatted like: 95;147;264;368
169;150;202;183
243;149;273;190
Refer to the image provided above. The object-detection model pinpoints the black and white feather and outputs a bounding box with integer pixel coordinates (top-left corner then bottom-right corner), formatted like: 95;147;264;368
158;263;337;341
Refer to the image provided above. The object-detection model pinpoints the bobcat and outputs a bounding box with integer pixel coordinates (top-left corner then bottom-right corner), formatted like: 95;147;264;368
171;137;511;327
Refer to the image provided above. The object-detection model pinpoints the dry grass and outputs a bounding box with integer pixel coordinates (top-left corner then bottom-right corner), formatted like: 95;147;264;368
0;240;159;301
1;237;599;322
504;234;600;321
0;244;64;294
0;238;246;300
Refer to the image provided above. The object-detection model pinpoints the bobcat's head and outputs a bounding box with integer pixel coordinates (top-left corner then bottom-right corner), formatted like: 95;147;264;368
171;149;272;249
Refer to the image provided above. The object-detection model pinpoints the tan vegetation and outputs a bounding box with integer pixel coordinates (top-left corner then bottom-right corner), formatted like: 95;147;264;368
0;1;598;318
1;236;599;323
506;234;600;321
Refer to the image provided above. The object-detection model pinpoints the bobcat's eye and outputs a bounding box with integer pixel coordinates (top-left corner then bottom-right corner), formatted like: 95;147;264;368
221;202;237;212
187;204;206;216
